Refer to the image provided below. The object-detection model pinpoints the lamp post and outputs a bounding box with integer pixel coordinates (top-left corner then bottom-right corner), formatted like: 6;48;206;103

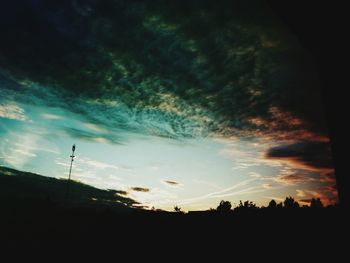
66;144;76;200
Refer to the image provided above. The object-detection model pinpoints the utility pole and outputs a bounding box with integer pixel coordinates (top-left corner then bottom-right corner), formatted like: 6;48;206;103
66;144;76;200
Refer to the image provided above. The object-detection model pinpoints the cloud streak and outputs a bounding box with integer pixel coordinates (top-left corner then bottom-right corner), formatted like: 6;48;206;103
0;102;27;121
131;187;150;193
177;178;260;205
163;180;179;186
0;132;38;168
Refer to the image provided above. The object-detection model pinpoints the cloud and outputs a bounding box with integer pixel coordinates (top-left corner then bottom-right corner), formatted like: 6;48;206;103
129;187;178;209
274;174;315;186
149;165;160;171
41;113;62;120
55;159;70;168
0;0;329;142
82;122;107;133
13;148;37;157
266;140;334;171
192;179;221;190
131;187;150;192
62;127;123;145
298;199;312;205
78;158;120;171
296;188;338;206
325;184;338;196
177;178;259;205
249;172;262;178
320;172;336;184
0;1;334;210
108;189;128;196
54;155;130;189
0;102;27;121
163;180;179;186
296;189;306;198
0;132;38;168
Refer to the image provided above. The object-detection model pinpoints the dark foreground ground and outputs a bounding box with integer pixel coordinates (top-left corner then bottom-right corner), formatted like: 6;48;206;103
1;166;348;253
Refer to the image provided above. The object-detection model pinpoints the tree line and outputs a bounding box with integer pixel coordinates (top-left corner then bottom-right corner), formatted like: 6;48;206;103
174;196;334;213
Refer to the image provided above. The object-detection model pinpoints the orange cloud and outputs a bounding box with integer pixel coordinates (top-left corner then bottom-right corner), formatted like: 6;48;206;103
296;187;338;206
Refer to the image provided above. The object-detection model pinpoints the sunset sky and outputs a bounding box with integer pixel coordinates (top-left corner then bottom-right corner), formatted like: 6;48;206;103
0;0;337;210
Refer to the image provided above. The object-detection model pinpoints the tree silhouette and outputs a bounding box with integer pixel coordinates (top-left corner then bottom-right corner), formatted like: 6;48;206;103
216;200;232;212
174;205;182;213
268;199;277;209
283;196;300;209
276;202;283;208
310;198;323;208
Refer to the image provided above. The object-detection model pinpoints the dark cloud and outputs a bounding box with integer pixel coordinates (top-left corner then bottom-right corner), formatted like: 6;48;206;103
266;140;333;170
0;73;22;91
164;180;179;186
131;187;150;192
108;189;128;196
325;185;338;196
0;0;327;139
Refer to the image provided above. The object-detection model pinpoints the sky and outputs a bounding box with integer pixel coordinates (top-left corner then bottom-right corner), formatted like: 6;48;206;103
0;0;338;210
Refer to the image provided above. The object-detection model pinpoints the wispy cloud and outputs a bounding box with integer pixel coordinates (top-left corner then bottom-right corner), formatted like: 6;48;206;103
13;148;37;157
0;102;27;121
212;186;266;199
296;189;306;197
0;132;38;168
41;113;62;120
61;127;124;145
262;183;273;189
177;178;259;205
78;158;121;171
192;179;221;190
274;173;315;186
248;172;262;178
82;122;107;133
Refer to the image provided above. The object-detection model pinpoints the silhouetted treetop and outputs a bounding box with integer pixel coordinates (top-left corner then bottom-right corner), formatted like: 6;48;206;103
217;200;232;212
310;198;324;208
236;200;258;210
174;205;182;213
284;196;300;209
268;199;277;209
